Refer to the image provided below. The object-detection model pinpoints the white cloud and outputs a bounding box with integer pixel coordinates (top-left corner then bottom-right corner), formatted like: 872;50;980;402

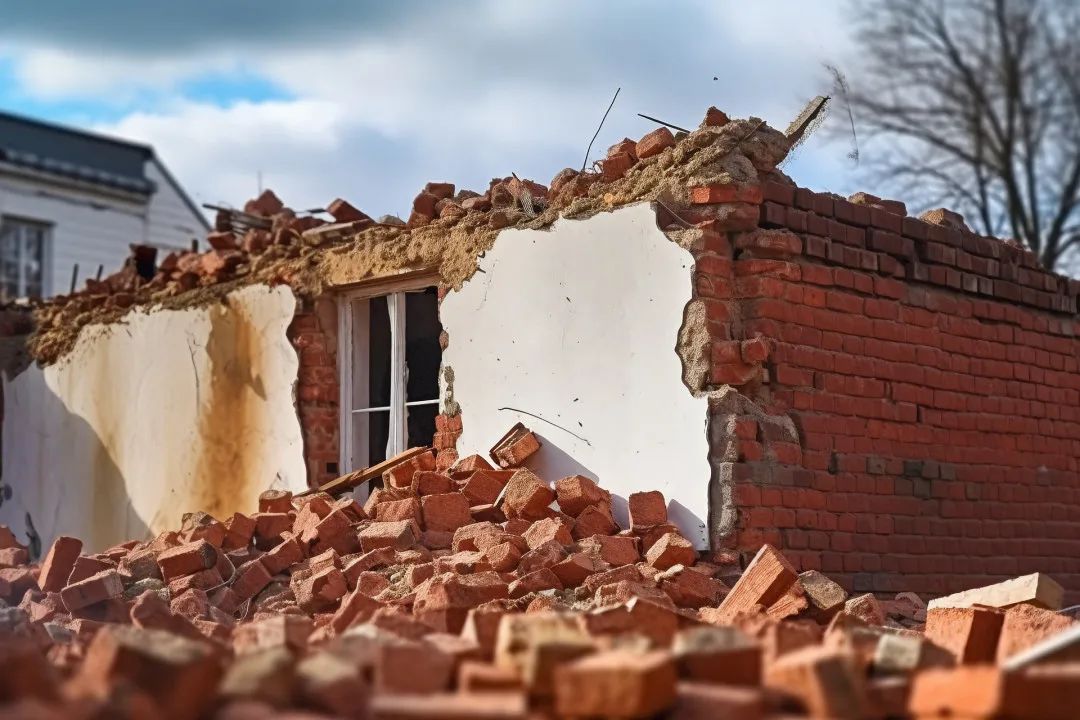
4;1;860;216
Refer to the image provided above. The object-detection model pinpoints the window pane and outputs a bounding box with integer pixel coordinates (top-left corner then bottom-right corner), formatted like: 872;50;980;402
0;224;19;301
404;287;443;448
368;295;392;409
350;409;391;469
22;227;43;298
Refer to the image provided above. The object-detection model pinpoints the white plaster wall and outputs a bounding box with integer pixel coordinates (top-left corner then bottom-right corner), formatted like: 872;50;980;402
0;284;307;552
440;204;711;547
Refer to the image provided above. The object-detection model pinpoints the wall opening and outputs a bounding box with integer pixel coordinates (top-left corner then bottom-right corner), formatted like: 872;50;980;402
338;282;442;477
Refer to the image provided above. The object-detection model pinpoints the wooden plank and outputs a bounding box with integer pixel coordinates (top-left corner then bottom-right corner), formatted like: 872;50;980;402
297;446;428;498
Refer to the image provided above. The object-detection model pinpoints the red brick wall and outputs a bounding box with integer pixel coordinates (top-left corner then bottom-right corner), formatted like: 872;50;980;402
695;181;1080;602
288;297;340;488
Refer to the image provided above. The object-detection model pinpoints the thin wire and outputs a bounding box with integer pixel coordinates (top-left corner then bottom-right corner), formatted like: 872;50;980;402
581;87;621;173
497;406;591;446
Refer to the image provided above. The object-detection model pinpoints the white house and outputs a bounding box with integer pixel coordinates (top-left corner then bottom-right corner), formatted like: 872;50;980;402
0;110;209;299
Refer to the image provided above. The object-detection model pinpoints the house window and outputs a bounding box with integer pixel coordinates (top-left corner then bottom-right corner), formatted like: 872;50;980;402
339;282;443;476
0;218;48;300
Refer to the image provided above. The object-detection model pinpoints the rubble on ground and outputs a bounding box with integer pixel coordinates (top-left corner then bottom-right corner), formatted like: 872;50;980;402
1;426;1078;719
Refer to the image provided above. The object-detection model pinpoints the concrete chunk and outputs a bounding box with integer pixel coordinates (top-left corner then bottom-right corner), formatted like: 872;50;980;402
927;573;1064;611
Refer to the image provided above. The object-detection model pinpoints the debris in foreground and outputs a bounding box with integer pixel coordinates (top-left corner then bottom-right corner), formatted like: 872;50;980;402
0;428;1078;719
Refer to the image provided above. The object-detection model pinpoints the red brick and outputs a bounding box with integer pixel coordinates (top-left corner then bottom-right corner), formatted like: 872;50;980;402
522;517;574;549
996;603;1078;662
672;682;765;720
257;490;293;514
157;540;218;582
714;544;797;623
553;475;610;517
554;650;677;719
501;469;555;520
645;532;697;571
359;521;418;552
765;646;867;719
369;691;527;720
70;625;223;720
421;493;473;533
628;490;668;531
636;127;676;159
691;183;764;205
571;503;617;539
60;569;123;612
674;626;761;685
579;534;641;566
924;606;1004;664
37;536;82;593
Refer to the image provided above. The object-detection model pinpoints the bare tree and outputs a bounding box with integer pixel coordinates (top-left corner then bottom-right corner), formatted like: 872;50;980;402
841;0;1080;270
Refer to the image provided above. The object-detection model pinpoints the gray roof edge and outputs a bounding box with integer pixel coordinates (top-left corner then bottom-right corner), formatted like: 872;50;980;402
0;109;154;156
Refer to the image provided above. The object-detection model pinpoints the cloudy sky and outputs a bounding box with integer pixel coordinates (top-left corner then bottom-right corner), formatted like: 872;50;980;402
0;1;864;219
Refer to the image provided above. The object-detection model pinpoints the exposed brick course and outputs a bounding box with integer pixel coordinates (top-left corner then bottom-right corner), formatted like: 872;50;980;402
692;180;1080;603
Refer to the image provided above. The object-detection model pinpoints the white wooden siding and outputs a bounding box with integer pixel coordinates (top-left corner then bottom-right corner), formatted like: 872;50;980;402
0;171;145;296
145;159;208;252
0;160;207;297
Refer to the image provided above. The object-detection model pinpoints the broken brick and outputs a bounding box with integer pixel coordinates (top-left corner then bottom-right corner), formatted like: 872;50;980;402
461;469;513;505
714;544;796;623
60;569;123;612
628;490;667;530
636;126;676;160
157;540;218;582
765;646;867;720
645;531;696;571
579;534;640;567
674;626;761;686
553;475;611;517
359;521;418;552
500;469;555;520
37;536;82;593
571;503;617;539
522;516;574;549
924;605;1004;664
554;650;676;719
657;564;726;608
421;492;473;533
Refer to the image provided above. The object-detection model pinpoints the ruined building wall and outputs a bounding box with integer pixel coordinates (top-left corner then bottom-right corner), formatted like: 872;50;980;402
439;204;713;547
288;297;341;489
0;285;308;553
692;181;1080;602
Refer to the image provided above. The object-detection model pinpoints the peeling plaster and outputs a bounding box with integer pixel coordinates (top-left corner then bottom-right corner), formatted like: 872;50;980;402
440;203;712;547
0;284;307;551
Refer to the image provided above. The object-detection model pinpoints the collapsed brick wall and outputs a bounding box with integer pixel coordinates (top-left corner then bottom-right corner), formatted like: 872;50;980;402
288;297;340;488
693;181;1080;603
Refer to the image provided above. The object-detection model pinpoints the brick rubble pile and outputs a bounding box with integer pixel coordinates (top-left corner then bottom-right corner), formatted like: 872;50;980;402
1;426;1078;719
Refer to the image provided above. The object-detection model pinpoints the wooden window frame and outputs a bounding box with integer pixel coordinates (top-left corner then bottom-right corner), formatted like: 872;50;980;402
336;272;440;484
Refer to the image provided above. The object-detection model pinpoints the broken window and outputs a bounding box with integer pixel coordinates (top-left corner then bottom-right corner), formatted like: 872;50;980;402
0;217;48;300
340;285;442;474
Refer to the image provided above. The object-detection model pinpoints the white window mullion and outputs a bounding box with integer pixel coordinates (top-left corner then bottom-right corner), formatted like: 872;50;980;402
338;296;354;478
388;291;407;457
16;226;26;298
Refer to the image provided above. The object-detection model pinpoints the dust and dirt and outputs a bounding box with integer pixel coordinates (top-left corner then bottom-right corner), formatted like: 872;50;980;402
191;298;265;518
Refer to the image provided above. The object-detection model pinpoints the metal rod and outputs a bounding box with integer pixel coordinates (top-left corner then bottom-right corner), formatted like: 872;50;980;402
95;264;103;281
69;264;78;294
404;399;440;407
191;239;199;253
581;87;621;173
636;113;690;134
351;406;393;414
